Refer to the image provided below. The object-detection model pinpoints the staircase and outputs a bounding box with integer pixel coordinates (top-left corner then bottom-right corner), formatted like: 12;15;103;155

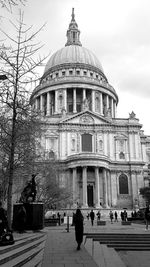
0;231;47;267
84;232;150;251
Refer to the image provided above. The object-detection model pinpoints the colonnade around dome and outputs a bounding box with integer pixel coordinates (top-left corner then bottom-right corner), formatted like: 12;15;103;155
33;87;117;118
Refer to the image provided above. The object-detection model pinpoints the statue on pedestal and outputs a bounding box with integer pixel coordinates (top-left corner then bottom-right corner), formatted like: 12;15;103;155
19;174;37;203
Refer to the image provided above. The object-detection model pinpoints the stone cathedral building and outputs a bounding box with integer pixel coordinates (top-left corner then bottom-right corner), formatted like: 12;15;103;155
31;9;150;210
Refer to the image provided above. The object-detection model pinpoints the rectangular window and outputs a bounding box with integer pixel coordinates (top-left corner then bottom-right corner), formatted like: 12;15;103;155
82;134;92;152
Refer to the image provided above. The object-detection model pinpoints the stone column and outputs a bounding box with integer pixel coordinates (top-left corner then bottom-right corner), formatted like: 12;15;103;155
106;95;109;111
111;172;117;207
100;92;103;115
83;89;86;100
131;171;139;209
114;101;116;118
92;90;95;112
73;88;77;113
73;168;77;206
47;92;50;116
35;98;38;110
107;170;112;207
64;89;67;112
40;94;44;114
111;98;114;118
95;167;100;208
103;168;109;208
82;167;88;207
54;90;58;114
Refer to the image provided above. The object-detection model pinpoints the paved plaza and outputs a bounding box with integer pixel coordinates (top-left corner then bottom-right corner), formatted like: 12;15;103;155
1;218;150;266
41;219;150;267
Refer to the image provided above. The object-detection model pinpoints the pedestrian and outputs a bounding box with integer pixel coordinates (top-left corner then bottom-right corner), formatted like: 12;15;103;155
120;211;124;221
90;209;95;226
109;210;114;223
145;204;150;230
87;212;89;220
0;201;8;237
123;210;127;221
114;211;118;222
96;210;101;221
74;208;84;250
57;212;61;226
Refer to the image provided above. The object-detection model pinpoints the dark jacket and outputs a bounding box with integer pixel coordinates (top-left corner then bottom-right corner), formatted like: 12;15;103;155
90;211;95;220
74;209;84;245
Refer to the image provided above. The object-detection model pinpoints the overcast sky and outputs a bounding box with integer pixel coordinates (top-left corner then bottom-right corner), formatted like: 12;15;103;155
1;0;150;134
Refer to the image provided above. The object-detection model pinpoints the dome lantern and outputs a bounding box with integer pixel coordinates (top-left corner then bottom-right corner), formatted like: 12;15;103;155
65;8;82;47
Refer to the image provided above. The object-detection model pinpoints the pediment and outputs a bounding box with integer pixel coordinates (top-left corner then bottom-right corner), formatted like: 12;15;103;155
59;111;111;125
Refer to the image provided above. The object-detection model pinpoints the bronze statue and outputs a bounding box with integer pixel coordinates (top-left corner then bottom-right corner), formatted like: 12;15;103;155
19;174;37;203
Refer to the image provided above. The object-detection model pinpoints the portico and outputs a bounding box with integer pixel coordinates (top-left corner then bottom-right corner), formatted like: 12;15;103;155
68;166;111;208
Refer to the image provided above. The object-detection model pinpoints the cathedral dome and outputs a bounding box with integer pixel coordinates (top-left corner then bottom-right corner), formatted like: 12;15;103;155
44;45;104;74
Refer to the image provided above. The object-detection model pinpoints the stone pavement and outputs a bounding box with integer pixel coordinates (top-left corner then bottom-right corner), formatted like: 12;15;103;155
41;219;150;267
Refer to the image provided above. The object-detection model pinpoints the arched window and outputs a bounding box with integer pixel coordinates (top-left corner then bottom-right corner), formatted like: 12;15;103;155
49;150;55;159
119;174;129;194
119;152;125;159
82;133;92;152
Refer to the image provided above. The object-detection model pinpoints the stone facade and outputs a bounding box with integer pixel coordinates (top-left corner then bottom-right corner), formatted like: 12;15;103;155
30;9;150;209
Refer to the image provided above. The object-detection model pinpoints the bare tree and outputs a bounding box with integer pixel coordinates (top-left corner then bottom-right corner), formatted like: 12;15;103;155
36;161;73;210
0;11;47;228
0;0;25;10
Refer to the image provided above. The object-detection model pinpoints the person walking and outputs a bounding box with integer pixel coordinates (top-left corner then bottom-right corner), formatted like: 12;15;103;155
109;210;114;224
96;210;101;221
114;211;118;222
90;209;95;226
74;208;84;250
145;204;150;230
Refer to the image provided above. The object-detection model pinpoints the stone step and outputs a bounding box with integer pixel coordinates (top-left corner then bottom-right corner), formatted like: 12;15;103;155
0;232;46;255
93;239;150;244
110;244;150;251
0;241;45;267
84;232;150;237
0;233;46;266
92;239;150;243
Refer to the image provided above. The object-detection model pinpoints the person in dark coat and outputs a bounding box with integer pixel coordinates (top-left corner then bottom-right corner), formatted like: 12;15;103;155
74;208;84;250
0;201;8;237
145;204;150;230
90;209;95;226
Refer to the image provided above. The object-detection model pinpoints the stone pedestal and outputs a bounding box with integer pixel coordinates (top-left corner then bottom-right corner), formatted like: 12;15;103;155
13;203;44;231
